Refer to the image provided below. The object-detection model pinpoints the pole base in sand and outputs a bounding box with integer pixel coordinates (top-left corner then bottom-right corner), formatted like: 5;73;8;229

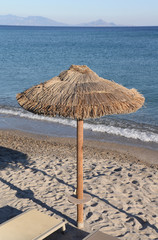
67;193;91;205
77;222;84;229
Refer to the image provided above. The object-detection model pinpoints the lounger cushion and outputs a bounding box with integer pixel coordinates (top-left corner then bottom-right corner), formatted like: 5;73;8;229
0;209;66;240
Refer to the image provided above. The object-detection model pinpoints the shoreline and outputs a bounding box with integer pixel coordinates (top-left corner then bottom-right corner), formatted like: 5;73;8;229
0;129;158;168
0;129;158;239
0;113;158;151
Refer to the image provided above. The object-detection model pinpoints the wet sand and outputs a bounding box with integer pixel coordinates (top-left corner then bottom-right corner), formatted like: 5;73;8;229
0;129;158;239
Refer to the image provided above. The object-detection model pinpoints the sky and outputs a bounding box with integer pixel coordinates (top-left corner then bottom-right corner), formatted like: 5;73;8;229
0;0;158;26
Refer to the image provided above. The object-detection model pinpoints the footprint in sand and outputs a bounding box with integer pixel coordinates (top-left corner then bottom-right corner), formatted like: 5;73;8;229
132;180;140;186
91;202;98;207
86;212;93;219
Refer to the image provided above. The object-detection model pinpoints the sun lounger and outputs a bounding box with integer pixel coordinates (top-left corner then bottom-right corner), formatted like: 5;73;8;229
0;209;66;240
83;230;119;240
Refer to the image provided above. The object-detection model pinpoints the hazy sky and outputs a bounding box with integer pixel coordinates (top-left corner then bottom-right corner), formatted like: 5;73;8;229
1;0;158;26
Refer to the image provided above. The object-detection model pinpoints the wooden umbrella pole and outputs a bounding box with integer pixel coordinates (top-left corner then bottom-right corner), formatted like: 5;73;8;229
77;119;84;229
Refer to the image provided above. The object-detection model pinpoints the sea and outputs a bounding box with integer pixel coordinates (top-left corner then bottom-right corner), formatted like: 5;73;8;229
0;26;158;150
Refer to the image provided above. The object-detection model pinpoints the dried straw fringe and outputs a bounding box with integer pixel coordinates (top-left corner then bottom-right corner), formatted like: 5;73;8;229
16;65;145;120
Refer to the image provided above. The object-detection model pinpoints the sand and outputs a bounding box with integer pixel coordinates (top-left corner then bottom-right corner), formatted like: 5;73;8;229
0;129;158;240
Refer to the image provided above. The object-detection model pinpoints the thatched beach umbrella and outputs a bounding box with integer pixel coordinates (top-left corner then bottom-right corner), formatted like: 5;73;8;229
16;65;145;228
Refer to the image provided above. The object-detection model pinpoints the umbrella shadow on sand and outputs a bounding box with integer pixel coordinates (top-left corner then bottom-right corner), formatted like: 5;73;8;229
0;146;29;169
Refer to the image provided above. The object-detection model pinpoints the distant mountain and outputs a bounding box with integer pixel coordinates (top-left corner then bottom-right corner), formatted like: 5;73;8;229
0;15;117;27
78;19;116;27
0;14;67;26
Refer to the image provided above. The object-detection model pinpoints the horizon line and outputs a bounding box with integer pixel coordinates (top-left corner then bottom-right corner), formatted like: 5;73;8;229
0;24;157;27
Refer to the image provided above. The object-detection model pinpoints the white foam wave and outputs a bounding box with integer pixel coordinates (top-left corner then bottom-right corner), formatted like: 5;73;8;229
0;108;77;127
83;123;158;143
1;108;158;143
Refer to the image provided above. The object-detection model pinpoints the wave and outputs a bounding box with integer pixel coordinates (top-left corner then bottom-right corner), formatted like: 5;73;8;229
83;123;158;143
0;107;158;143
0;107;77;126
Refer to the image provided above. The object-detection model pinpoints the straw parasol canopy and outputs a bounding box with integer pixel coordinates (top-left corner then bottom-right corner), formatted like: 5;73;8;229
16;65;144;120
16;65;145;229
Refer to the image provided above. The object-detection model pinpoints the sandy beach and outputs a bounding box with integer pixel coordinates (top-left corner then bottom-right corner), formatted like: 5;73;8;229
0;129;158;239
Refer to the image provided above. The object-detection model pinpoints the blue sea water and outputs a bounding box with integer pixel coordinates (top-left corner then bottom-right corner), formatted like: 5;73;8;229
0;26;158;147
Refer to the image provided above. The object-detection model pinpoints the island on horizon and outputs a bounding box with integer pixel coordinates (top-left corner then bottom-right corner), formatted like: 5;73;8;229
0;14;117;27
